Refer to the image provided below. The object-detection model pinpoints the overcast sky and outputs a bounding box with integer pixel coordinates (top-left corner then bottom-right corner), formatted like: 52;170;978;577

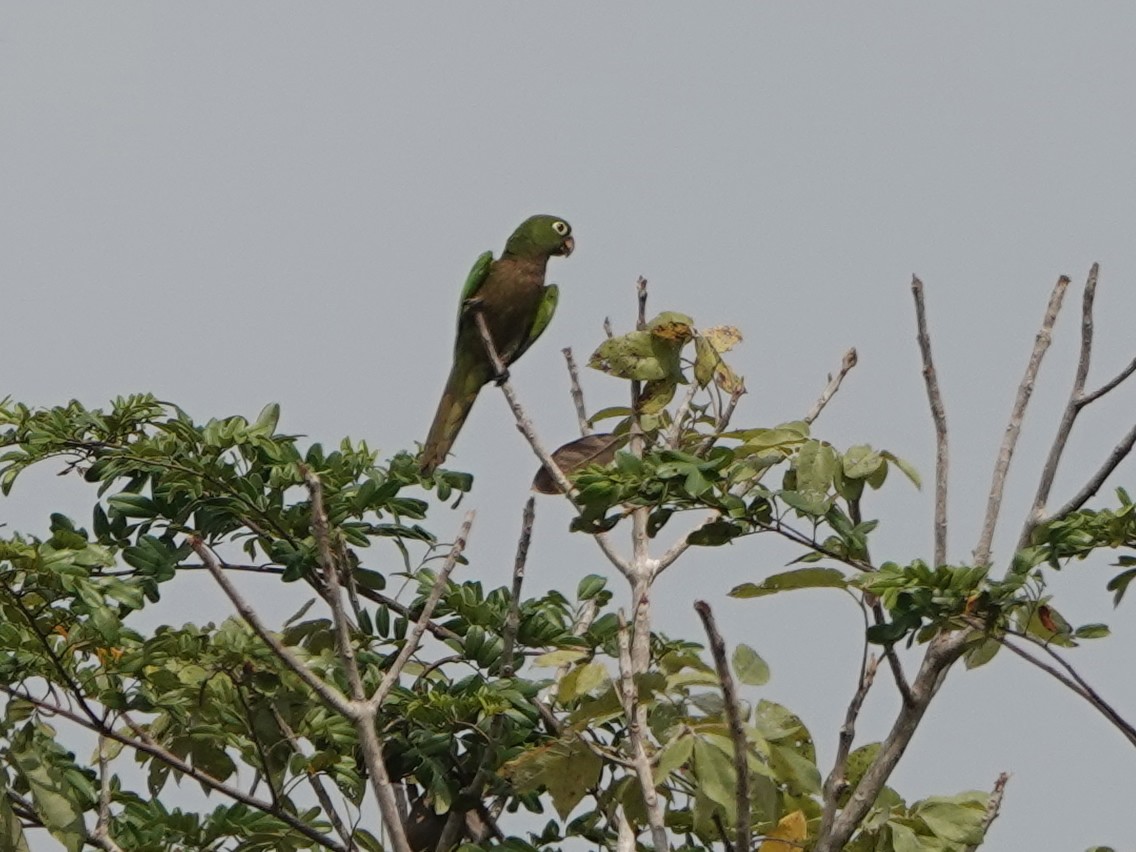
3;5;1136;850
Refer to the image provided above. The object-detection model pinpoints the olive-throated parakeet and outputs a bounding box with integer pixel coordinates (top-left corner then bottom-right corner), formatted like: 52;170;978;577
419;214;574;475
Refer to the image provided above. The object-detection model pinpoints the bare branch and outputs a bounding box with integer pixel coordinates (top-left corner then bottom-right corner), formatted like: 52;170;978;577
974;276;1070;566
471;308;631;577
370;512;473;710
501;497;535;677
963;772;1011;852
998;629;1136;747
91;734;124;852
617;612;669;851
562;347;592;436
636;276;648;328
190;536;353;717
1018;265;1102;549
694;600;751;852
271;705;358;850
805;347;859;425
303;467;367;702
1080;355;1136;406
1046;422;1136;523
814;630;969;852
818;655;879;838
911;278;949;566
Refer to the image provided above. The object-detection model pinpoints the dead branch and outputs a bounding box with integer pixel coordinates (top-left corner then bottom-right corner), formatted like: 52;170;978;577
974;276;1070;566
562;347;592;436
818;655;879;839
963;773;1010;852
911;278;949;566
805;347;859;425
501;497;534;677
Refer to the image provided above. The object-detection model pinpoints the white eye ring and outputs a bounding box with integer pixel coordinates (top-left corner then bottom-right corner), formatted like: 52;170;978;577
552;220;570;236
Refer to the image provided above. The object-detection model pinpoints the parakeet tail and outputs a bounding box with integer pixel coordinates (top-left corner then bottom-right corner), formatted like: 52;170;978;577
419;362;487;475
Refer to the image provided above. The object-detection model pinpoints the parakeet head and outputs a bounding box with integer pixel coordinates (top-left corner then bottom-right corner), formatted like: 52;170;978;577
504;214;575;259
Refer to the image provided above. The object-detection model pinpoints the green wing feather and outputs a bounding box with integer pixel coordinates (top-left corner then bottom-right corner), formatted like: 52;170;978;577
512;284;559;362
456;251;494;321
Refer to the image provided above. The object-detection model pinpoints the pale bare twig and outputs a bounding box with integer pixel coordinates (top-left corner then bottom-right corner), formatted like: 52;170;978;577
370;513;473;711
303;467;367;702
814;630;969;852
1016;265;1136;546
617;612;669;851
0;684;348;851
667;382;701;449
911;278;949;566
805;347;859;425
974;277;1070;566
818;655;879;839
562;347;592;436
615;807;638;852
694;600;751;851
1047;422;1136;523
190;536;354;717
92;734;125;852
963;772;1011;852
1080;356;1136;406
271;705;358;850
997;629;1136;747
501;497;535;677
471;308;631;577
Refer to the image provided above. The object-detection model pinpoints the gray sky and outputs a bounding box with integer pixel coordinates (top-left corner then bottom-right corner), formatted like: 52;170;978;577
3;4;1135;850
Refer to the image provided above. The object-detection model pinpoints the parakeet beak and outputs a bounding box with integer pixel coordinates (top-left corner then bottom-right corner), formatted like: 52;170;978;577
559;235;575;257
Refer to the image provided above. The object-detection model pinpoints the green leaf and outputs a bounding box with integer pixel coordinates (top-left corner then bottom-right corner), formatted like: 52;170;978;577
796;440;838;493
1074;623;1110;639
730;567;847;598
558;661;609;703
881;451;922;489
842;445;884;480
652;733;694;785
688;520;744;547
10;729;86;852
577;574;608;601
1106;567;1136;606
0;779;31;852
691;739;737;820
732;643;770;686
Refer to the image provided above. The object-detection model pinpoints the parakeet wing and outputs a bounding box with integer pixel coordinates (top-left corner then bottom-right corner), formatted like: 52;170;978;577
512;284;559;362
456;251;494;321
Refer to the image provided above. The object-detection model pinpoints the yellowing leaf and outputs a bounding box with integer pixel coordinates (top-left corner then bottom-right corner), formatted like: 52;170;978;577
758;809;807;851
702;325;743;352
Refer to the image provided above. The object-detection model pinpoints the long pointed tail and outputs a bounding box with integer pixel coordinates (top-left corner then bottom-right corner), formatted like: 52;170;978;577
419;363;487;475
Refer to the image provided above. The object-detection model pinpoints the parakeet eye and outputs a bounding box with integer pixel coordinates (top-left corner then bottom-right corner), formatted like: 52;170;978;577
552;220;570;236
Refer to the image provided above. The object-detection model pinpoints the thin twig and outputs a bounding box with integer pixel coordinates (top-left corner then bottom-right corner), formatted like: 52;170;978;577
471;308;631;577
271;705;357;850
963;772;1011;852
501;497;535;677
911;278;949;566
304;467;367;702
818;655;879;838
617;612;669;851
190;537;353;717
694;601;751;851
370;512;473;711
1080;355;1136;406
805;347;859;425
1046;422;1136;523
998;629;1136;747
562;347;592;436
974;276;1070;566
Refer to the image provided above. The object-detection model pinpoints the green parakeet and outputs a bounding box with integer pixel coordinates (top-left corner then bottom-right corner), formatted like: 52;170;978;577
419;214;575;475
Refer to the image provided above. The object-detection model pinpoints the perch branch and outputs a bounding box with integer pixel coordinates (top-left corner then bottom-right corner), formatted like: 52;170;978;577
974;276;1070;566
963;773;1011;852
471;308;631;577
1047;422;1136;523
